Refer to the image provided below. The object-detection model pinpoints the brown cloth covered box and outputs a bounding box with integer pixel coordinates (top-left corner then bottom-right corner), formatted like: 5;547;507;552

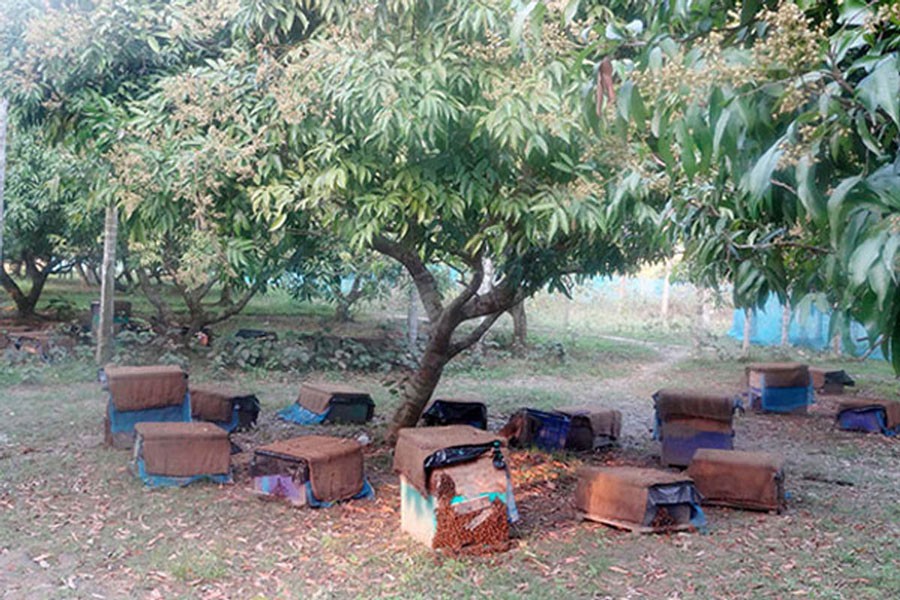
575;466;706;533
746;363;812;414
554;405;622;450
809;368;855;395
103;365;190;449
250;436;366;507
190;384;260;431
836;398;900;435
394;426;516;552
653;389;737;467
132;422;231;487
687;449;785;512
295;382;374;423
104;365;187;412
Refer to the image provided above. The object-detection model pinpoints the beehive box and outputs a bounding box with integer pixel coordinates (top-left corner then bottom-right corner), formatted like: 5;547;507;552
250;436;367;507
836;398;900;436
422;399;488;430
394;426;516;552
809;368;854;395
102;365;190;448
190;384;260;432
688;449;785;512
132;422;231;487
296;382;374;424
745;363;812;413
653;390;737;467
500;408;570;451
554;406;622;451
575;466;705;533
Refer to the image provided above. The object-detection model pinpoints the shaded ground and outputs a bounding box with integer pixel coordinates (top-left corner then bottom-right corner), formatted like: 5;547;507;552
1;335;899;599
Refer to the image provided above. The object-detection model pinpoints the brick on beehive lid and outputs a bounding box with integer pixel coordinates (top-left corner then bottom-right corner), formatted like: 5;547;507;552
688;449;784;512
575;466;702;533
134;422;230;477
745;363;809;389
253;436;364;503
103;365;187;412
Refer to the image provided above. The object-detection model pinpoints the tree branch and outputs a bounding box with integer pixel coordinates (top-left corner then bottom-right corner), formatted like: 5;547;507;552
371;235;444;322
137;268;175;325
445;256;484;317
461;280;522;321
447;311;504;359
206;281;262;326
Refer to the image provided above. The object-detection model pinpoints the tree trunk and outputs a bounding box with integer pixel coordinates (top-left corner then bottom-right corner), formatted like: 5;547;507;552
218;281;233;306
389;325;454;439
660;259;672;325
0;258;49;319
334;300;352;322
742;309;752;355
0;97;7;268
510;301;527;350
137;268;175;327
406;284;419;354
333;275;362;322
75;262;92;287
96;200;118;365
781;301;791;347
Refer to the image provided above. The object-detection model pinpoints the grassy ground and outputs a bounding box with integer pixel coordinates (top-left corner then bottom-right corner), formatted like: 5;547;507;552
1;284;899;599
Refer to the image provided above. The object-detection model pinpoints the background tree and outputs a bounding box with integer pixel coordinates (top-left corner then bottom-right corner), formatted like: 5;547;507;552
245;0;663;436
281;247;405;323
548;0;900;368
0;128;102;318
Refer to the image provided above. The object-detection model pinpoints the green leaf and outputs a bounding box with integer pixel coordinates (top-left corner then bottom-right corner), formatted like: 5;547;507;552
848;235;883;286
742;138;784;199
856;56;900;127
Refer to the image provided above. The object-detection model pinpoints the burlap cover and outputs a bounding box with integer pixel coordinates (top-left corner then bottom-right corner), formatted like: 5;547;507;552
809;368;828;390
661;418;734;437
838;398;900;429
394;426;505;495
575;466;694;526
135;422;230;477
190;384;240;422
555;405;622;438
105;365;187;412
746;363;809;389
255;436;364;503
654;390;736;424
297;382;370;414
687;449;783;511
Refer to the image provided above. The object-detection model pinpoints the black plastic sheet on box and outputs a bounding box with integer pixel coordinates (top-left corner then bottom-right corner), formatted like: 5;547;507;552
422;400;488;430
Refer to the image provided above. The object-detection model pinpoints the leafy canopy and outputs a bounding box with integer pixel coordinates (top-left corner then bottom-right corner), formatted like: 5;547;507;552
547;0;900;366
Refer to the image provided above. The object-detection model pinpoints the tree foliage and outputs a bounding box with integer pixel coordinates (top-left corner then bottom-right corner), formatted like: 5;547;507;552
548;0;899;368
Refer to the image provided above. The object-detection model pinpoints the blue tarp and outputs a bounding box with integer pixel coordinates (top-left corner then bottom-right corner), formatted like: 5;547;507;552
837;406;899;437
306;479;376;508
133;456;232;488
729;294;884;359
277;403;329;425
107;393;192;434
751;384;815;414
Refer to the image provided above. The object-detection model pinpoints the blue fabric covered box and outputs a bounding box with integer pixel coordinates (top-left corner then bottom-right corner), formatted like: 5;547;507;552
101;365;191;449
